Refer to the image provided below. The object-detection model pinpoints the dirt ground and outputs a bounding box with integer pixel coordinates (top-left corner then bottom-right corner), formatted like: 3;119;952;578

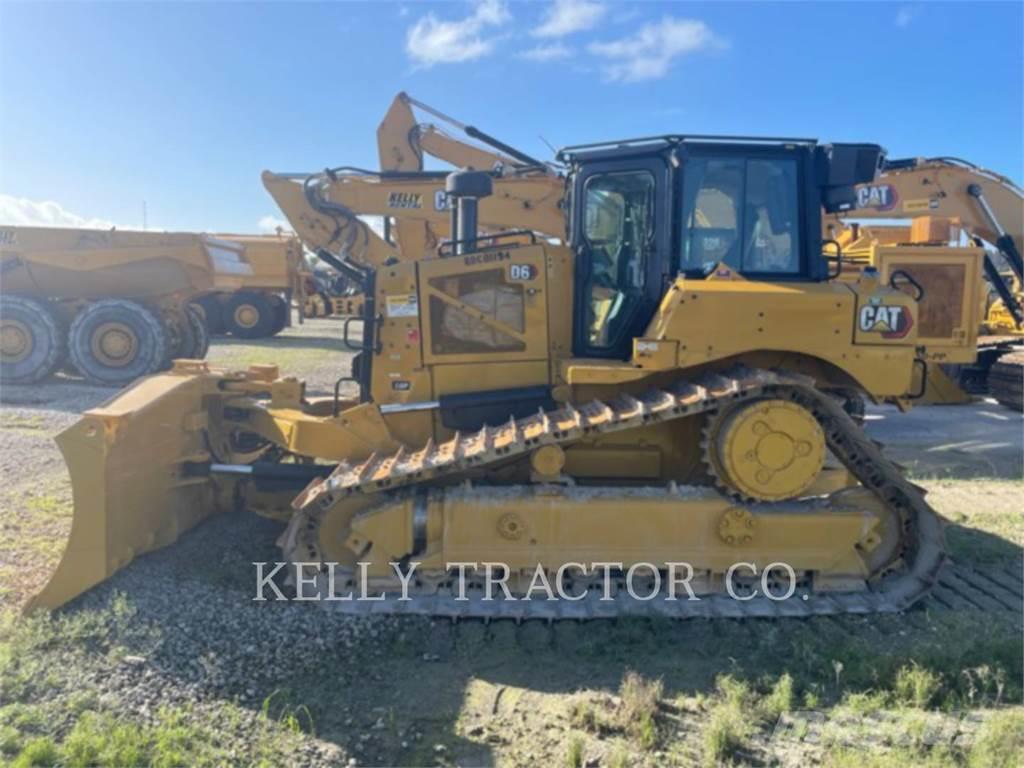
1;316;1022;767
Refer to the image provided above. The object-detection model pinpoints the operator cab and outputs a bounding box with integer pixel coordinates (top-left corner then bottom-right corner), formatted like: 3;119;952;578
558;137;884;359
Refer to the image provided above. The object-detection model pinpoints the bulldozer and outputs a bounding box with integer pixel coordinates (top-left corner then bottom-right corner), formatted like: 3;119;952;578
1;226;250;385
32;131;966;620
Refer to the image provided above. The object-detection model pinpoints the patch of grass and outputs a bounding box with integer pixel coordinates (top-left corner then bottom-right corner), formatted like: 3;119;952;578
0;413;45;432
702;701;749;767
893;664;944;709
565;735;583;768
821;746;960;768
701;675;755;766
618;670;662;750
11;736;58;768
260;690;315;736
608;745;630;768
568;699;599;733
840;690;890;714
0;724;23;756
928;480;1024;565
759;673;795;721
969;709;1024;768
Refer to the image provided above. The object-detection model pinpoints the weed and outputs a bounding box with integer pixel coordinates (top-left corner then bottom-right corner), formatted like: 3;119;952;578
618;670;662;749
0;724;22;756
840;690;890;714
893;664;943;709
702;701;749;767
568;699;599;732
608;745;630;768
968;709;1024;768
760;673;795;721
565;735;584;768
12;736;58;768
821;746;960;768
260;690;315;736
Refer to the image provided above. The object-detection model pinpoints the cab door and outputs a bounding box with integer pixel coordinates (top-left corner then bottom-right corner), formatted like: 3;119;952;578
572;157;670;359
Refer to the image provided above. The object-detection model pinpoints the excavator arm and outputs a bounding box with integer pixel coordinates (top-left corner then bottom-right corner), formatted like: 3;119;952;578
835;156;1019;327
835;157;1024;325
262;168;565;266
377;91;529;174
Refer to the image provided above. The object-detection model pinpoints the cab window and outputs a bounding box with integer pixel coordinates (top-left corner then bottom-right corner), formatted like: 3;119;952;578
680;156;801;275
581;170;655;349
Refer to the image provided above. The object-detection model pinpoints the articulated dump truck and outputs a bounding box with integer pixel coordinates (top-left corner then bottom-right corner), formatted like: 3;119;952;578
190;232;307;338
36;136;978;620
1;226;250;385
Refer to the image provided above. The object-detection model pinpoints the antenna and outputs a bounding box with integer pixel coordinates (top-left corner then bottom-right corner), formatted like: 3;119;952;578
538;134;557;156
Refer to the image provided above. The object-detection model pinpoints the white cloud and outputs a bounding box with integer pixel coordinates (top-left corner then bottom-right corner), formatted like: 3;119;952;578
406;0;511;67
533;0;606;38
257;214;290;233
895;5;920;28
0;194;121;229
517;43;574;62
588;17;720;82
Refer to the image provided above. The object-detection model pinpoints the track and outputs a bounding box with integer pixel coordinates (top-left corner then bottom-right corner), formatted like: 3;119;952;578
926;560;1023;614
988;351;1024;412
281;366;947;620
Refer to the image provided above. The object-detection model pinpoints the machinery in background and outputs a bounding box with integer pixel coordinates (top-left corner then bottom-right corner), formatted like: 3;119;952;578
828;157;1023;410
190;231;306;338
0;226;249;385
34;131;969;621
261;92;564;318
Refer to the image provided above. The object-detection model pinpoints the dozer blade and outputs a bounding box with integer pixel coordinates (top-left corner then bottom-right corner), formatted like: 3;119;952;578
28;371;225;611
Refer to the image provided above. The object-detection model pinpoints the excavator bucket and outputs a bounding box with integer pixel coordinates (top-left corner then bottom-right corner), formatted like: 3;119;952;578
28;368;225;611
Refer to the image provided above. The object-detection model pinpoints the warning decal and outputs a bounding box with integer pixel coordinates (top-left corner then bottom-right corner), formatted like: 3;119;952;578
386;294;419;318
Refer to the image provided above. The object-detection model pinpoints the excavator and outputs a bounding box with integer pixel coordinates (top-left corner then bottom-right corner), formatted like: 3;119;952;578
34;114;978;620
827;157;1023;409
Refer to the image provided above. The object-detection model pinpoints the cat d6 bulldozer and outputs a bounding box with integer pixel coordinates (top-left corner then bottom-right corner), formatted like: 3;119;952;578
35;136;958;619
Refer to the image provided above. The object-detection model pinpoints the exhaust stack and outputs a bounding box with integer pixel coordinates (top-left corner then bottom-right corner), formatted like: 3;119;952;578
446;170;493;255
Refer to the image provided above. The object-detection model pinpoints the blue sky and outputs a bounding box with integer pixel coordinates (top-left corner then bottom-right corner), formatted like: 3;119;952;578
1;0;1021;233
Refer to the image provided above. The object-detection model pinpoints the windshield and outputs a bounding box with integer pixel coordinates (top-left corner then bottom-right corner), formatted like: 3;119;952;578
680;156;801;276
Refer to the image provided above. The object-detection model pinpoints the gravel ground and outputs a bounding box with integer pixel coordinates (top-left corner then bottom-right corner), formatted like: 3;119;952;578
1;316;1022;766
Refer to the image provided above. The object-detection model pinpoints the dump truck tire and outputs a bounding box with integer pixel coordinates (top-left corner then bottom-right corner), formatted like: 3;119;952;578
0;295;66;383
185;305;210;359
190;294;226;335
268;294;289;335
163;309;199;369
989;351;1024;412
224;291;276;339
69;299;169;385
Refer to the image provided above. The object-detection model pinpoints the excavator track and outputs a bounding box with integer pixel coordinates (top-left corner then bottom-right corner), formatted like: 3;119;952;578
988;350;1024;412
282;366;947;620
